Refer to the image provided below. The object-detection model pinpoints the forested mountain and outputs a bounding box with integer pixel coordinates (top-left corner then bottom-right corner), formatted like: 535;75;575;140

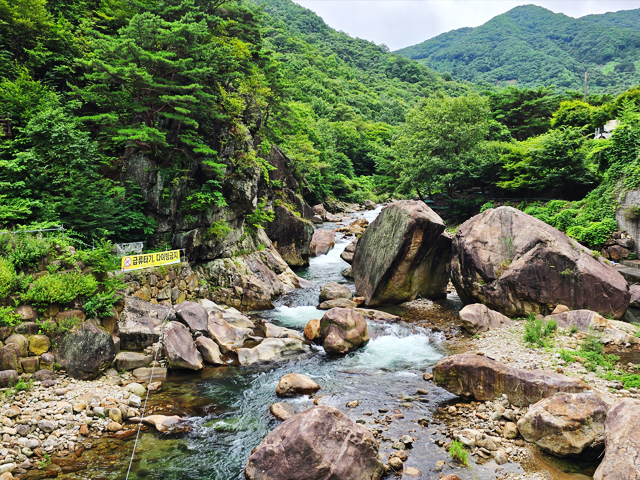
395;5;640;93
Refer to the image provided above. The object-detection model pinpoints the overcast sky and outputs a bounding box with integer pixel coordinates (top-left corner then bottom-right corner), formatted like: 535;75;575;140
294;1;640;51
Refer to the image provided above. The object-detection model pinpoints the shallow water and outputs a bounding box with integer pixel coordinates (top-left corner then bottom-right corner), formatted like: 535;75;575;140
60;206;526;480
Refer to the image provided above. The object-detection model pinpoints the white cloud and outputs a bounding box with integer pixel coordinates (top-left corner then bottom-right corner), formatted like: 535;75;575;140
294;0;639;50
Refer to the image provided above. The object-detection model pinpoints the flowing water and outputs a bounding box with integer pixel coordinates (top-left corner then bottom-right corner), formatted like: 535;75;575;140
60;207;528;480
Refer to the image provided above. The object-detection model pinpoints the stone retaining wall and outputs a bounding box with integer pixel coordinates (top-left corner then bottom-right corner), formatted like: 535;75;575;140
122;263;208;305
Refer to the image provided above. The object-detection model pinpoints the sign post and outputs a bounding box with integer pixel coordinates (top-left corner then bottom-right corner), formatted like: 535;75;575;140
121;250;181;271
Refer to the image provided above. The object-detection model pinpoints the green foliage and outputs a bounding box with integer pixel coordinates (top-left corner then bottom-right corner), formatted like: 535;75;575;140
0;307;21;327
393;94;490;198
83;292;120;319
396;5;640;94
37;315;81;337
524;315;556;347
448;440;469;467
23;272;98;305
206;221;232;241
480;202;495;213
245;198;275;231
0;258;16;298
581;331;605;355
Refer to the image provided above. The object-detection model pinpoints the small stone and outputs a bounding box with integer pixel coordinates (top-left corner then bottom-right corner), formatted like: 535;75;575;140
269;403;296;421
37;420;55;433
423;373;433;381
392;441;405;450
388;456;403;471
109;408;122;424
106;422;122;432
398;435;413;445
404;467;421;477
128;394;142;407
503;422;518;439
73;402;86;413
124;383;146;398
346;400;359;408
79;424;89;436
493;448;509;465
394;451;408;461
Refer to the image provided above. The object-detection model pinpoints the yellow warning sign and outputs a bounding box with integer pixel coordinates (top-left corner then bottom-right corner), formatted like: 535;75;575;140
121;250;181;271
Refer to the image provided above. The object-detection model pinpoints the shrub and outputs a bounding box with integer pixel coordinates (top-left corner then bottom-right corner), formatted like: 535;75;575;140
245;198;275;231
524;314;556;347
83;292;121;319
0;307;21;327
37;315;81;337
0;234;50;270
23;272;98;305
0;258;16;298
480;201;495;213
448;440;469;467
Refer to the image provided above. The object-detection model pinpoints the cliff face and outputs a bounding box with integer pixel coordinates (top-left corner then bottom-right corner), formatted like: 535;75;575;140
123;137;317;309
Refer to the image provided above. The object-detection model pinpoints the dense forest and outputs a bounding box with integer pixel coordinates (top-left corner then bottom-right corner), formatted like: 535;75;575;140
396;5;640;93
1;0;640;255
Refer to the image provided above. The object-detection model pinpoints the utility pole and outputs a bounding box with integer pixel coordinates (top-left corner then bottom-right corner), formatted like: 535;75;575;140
584;71;588;103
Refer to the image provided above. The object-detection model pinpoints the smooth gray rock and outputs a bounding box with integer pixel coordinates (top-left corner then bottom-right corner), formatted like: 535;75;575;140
162;322;203;370
174;301;209;335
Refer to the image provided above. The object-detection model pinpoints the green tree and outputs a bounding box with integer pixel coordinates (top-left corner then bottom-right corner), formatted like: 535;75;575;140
393;94;490;198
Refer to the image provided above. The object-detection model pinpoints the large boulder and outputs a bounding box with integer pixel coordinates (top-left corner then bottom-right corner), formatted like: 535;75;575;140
550;310;640;345
276;373;320;397
433;354;591;407
245;406;384;480
195;336;223;365
517;392;610;457
173;301;209;335
340;238;357;264
162;321;203;370
319;282;352;303
236;338;309;366
352;200;451;306
118;297;171;351
55;322;116;380
630;284;640;308
309;230;336;257
594;398;640;479
318;308;369;355
207;315;253;353
265;205;314;267
459;304;513;335
451;207;630;318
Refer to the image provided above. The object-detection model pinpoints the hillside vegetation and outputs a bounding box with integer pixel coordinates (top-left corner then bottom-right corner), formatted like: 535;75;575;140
395;5;640;93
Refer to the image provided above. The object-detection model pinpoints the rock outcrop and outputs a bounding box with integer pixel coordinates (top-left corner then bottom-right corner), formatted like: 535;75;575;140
594;398;640;480
309;230;336;257
459;304;513;335
352;201;451;306
317;308;369;355
276;373;320;397
517;392;610;457
550;309;640;345
236;338;309;366
451;207;630;318
433;354;591;407
319;282;353;303
207;315;252;352
265;205;314;267
55;322;116;380
162;321;204;370
245;406;384;480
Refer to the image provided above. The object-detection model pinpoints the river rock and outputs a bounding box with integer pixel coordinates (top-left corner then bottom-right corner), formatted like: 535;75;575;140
236;338;309;366
245;406;384;480
118;297;173;350
55;322;116;380
318;298;357;309
140;415;183;433
162;321;203;370
594;398;640;479
313;204;328;221
270;403;296;421
451;206;630;319
309;230;336;257
459;304;513;335
318;308;369;355
207;315;252;353
340;239;358;264
433;354;591;407
304;319;321;342
364;200;376;211
355;308;401;323
195;336;223;365
517;392;610;457
352;200;451;306
265;204;314;267
263;323;305;341
319;282;353;303
276;373;320;397
33;368;55;381
15;305;37;321
630;284;640;309
4;334;28;357
124;383;147;398
173;301;209;335
115;352;152;371
550;310;640;345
